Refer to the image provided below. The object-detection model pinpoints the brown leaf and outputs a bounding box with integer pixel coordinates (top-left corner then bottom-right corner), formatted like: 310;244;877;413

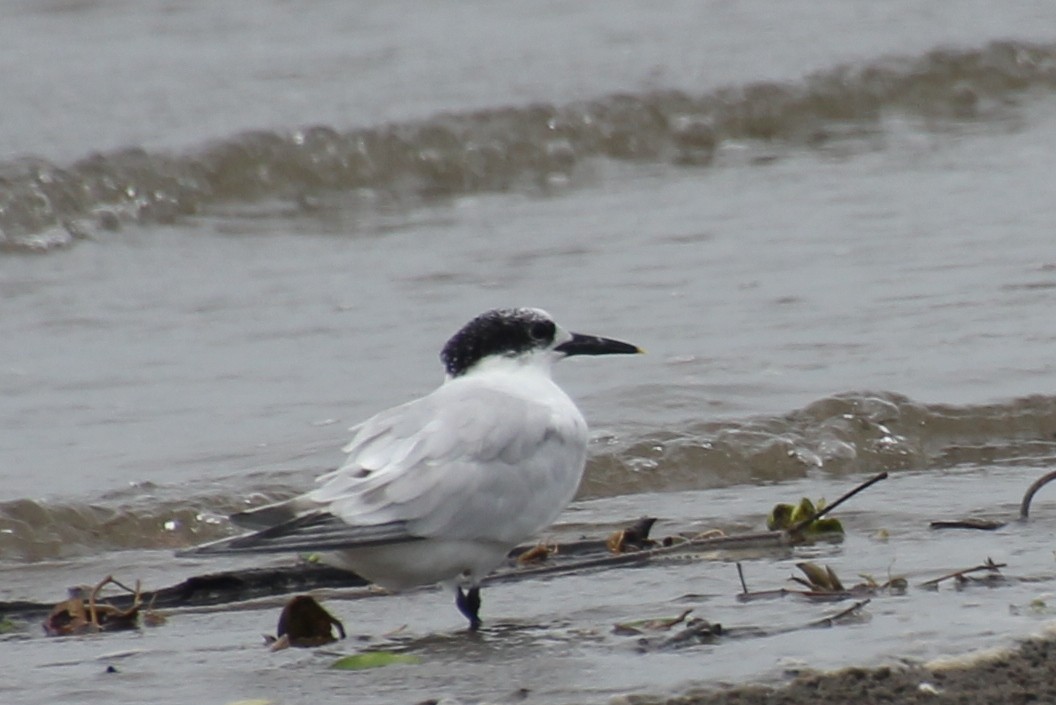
43;597;91;636
606;517;659;554
274;595;346;648
516;542;558;565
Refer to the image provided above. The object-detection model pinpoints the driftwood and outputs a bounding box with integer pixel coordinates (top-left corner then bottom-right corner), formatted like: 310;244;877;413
2;563;366;621
929;519;1005;531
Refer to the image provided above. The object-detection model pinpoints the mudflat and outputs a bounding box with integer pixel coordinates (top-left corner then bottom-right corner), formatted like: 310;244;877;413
628;633;1056;705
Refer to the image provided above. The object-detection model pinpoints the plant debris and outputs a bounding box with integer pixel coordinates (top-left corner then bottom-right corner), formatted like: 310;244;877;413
606;517;659;553
266;595;346;651
650;618;724;649
807;599;871;628
919;558;1007;589
613;608;695;635
42;575;145;636
791;561;846;592
516;541;558;565
768;497;844;535
764;472;888;538
736;562;906;603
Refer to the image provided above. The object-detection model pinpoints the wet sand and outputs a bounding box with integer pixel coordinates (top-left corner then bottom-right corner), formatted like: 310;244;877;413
628;632;1056;705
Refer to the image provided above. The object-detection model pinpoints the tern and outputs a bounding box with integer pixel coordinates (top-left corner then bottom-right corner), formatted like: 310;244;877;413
180;307;641;630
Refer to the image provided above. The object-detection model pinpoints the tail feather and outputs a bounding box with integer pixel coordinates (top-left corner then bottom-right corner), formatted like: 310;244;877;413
229;497;314;530
177;512;417;558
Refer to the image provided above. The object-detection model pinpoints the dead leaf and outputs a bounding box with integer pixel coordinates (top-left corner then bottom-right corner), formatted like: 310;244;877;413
43;597;91;636
606;517;658;554
517;541;558;565
43;576;142;636
272;595;346;650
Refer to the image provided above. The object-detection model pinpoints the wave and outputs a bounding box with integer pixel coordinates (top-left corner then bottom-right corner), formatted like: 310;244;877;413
2;40;1055;252
3;390;1056;561
0;479;303;563
584;391;1056;496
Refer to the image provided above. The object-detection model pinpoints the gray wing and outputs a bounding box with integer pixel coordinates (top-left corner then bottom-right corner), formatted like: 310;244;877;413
181;376;587;558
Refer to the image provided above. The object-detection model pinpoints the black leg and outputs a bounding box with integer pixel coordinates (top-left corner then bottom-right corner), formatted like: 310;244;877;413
455;586;482;631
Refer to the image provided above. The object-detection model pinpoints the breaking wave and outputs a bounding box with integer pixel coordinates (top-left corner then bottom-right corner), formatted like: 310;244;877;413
2;40;1055;252
3;390;1056;561
585;391;1056;496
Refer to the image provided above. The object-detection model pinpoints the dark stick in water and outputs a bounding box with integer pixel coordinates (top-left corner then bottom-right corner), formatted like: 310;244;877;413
1020;469;1056;519
788;471;889;533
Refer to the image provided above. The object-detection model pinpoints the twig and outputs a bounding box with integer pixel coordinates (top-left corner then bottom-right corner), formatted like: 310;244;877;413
87;575;115;631
789;471;889;533
1020;469;1056;519
919;558;1006;588
736;562;749;595
809;599;871;628
655;618;723;648
735;588;792;602
486;531;793;586
106;577;139;596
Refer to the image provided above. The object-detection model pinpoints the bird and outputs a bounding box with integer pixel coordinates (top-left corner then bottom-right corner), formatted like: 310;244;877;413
179;307;641;630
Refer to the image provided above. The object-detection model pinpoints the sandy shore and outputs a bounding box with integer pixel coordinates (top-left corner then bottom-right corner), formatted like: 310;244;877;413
617;631;1056;705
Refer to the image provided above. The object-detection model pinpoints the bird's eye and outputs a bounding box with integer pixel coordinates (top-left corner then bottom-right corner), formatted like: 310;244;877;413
529;321;553;342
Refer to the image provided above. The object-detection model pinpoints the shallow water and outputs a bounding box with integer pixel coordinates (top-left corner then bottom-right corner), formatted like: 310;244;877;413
5;2;1056;704
8;466;1056;705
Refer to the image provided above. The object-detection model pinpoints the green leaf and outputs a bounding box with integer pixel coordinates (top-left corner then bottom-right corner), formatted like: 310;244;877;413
331;652;421;670
809;517;845;535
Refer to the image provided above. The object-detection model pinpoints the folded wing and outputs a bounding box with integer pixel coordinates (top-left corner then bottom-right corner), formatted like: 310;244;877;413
312;377;588;546
180;375;587;558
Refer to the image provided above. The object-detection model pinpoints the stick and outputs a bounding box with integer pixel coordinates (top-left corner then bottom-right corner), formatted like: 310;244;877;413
737;562;749;595
87;575;114;631
106;577;139;596
919;558;1006;588
487;530;794;586
735;588;791;602
809;599;871;628
929;519;1004;531
789;471;889;533
1020;469;1056;519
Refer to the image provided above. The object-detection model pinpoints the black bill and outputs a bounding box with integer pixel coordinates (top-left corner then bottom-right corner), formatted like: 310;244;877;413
555;332;643;357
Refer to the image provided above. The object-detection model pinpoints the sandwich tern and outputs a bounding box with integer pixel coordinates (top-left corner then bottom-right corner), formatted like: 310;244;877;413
180;307;641;629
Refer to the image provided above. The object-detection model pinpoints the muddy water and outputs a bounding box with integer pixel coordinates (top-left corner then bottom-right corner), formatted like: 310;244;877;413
5;1;1056;704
